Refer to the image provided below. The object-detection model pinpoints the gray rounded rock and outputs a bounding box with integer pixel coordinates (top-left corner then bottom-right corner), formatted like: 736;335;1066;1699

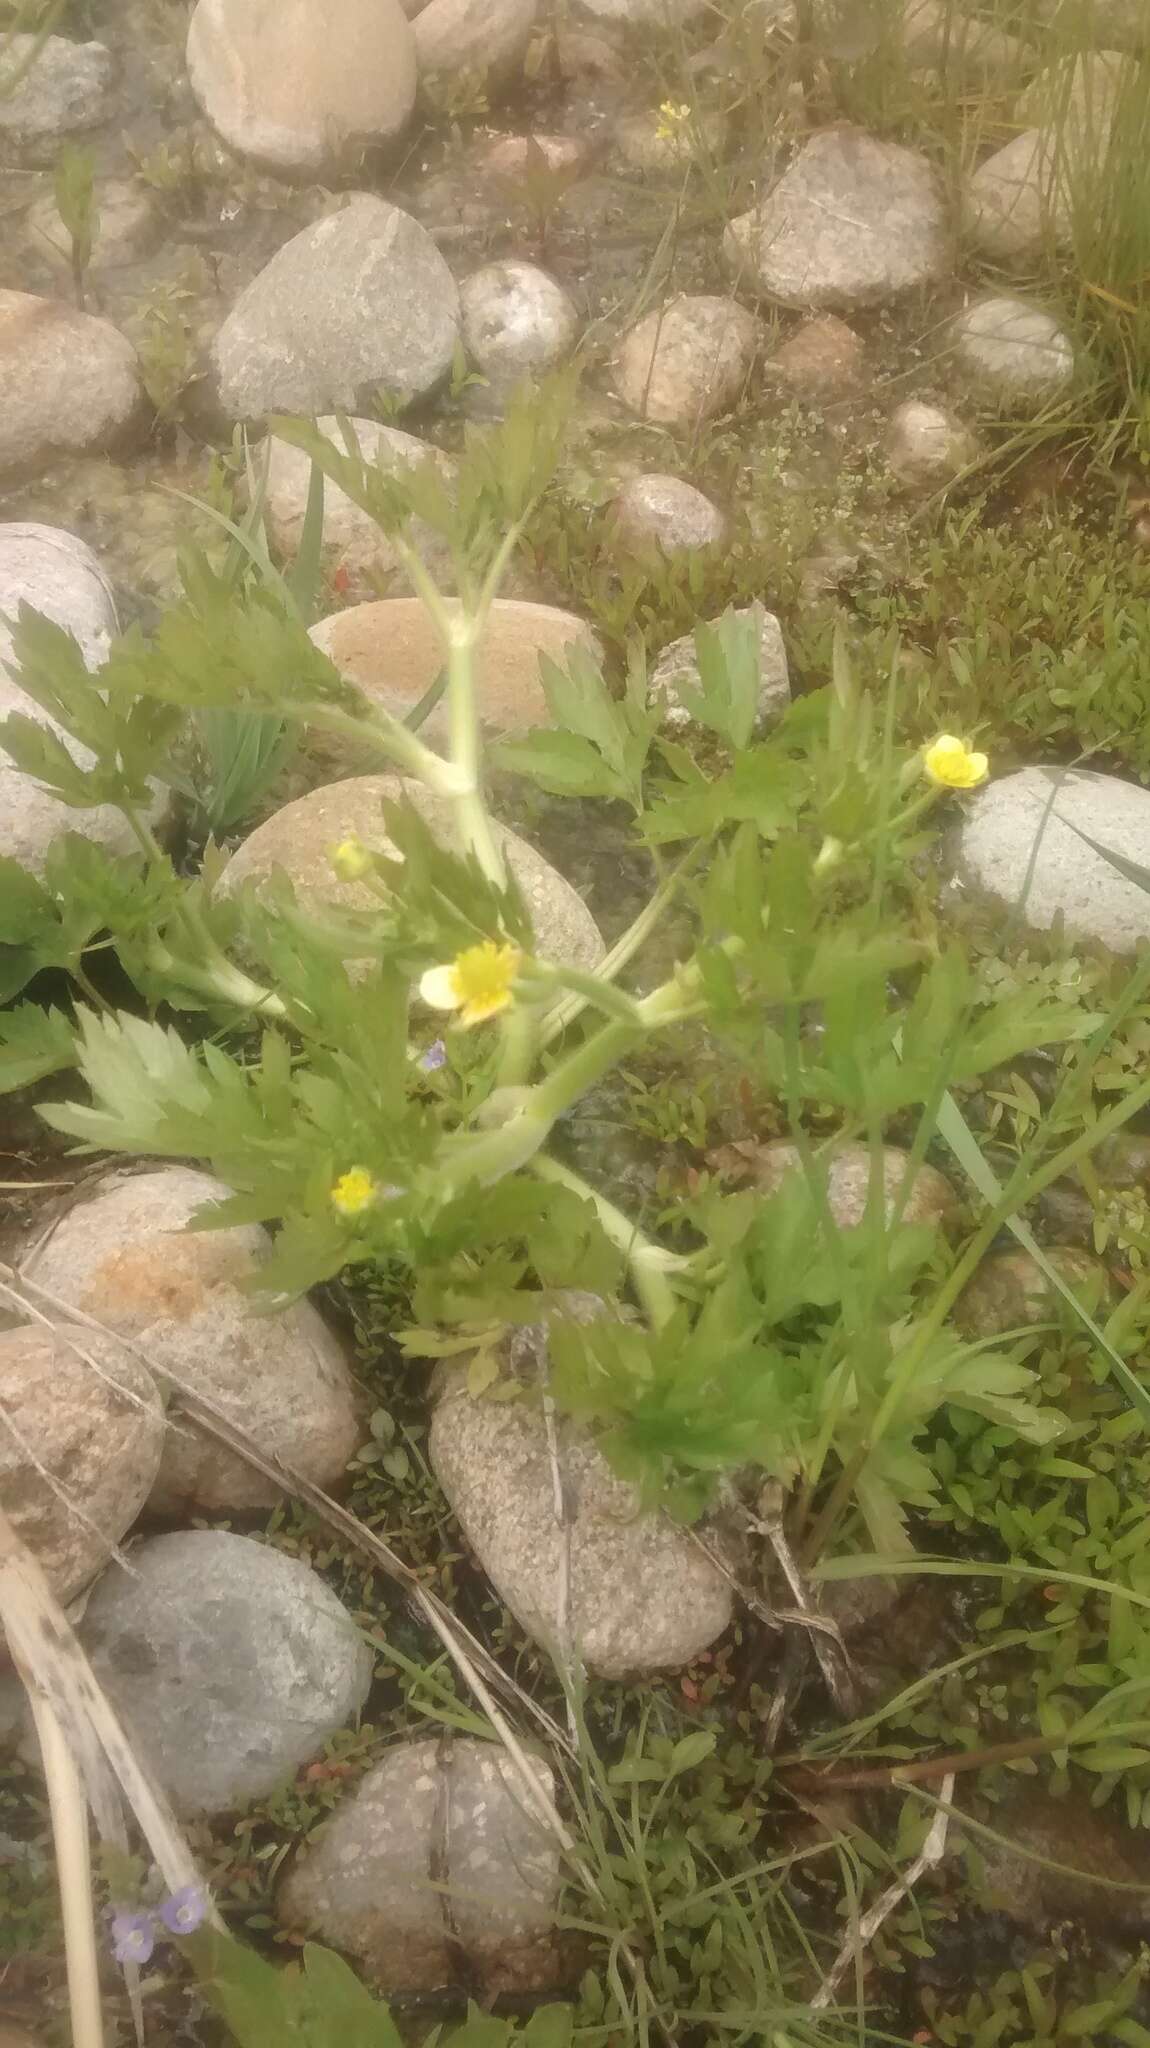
218;775;606;973
649;602;790;732
187;0;417;177
413;0;538;84
208;195;460;421
951;765;1150;954
21;1167;363;1516
0;523;117;679
0;290;146;480
0;36;114;158
610;473;727;554
0;1324;164;1606
950;294;1075;406
79;1531;374;1815
724;126;949;310
429;1338;733;1677
884;399;984;489
459;260;579;395
280;1737;559;1993
0;523;156;875
615;295;759;428
965;130;1061;263
263;414;457;599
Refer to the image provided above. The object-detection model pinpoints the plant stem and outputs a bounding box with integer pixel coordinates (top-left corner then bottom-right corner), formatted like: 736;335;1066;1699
440;945;739;1189
444;623;506;888
539;847;704;1050
531;1153;687;1328
305;700;465;795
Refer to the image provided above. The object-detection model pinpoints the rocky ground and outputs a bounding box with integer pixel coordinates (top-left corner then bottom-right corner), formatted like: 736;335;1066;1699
5;0;1150;2043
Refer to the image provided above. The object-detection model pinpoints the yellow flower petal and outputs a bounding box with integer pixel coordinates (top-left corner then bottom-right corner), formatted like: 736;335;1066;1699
419;941;521;1029
331;1167;376;1217
459;987;515;1026
923;734;989;790
419;963;462;1011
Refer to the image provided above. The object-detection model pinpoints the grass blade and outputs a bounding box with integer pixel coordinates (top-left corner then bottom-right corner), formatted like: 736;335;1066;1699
933;1085;1150;1432
285;457;327;623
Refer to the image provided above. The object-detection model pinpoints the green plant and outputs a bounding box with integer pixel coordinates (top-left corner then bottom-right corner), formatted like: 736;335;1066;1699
1;403;1142;1576
821;500;1150;786
51;142;97;306
184;1927;573;2048
922;1950;1150;2047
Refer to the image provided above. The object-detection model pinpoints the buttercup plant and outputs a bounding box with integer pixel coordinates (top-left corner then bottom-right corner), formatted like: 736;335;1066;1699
0;403;1144;1568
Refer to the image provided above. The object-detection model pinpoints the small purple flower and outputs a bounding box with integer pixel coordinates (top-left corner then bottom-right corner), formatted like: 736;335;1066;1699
158;1885;208;1936
419;1038;447;1073
111;1910;156;1965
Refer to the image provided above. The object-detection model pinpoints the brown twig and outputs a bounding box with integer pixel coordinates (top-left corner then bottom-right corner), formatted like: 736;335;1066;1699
788;1731;1062;1796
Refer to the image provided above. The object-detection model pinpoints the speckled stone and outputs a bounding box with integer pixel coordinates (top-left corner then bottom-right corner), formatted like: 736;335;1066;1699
279;1737;559;1993
309;596;599;756
950;295;1075;406
0;290;146;480
262;413;457;598
741;1141;957;1229
884;400;984;488
429;1321;734;1676
610;472;727;554
208;195;460;420
649;603;790;732
725;125;949;310
186;0;417;177
953;1248;1110;1339
951;766;1150;953
0;36;114;158
218;775;606;973
459;259;579;395
0;1324;164;1605
21;1168;363;1516
413;0;538;84
615;295;759;428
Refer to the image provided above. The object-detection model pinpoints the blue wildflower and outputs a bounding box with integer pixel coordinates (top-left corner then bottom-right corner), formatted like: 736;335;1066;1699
158;1885;208;1935
420;1038;447;1072
111;1910;155;1965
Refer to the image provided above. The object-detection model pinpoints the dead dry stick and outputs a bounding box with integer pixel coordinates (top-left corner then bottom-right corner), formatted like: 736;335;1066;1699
749;1487;858;1718
809;1771;956;2012
24;1681;104;2048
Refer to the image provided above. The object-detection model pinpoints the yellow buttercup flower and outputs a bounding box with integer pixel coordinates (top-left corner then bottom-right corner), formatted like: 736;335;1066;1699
331;1167;376;1217
923;734;989;790
419;940;522;1028
655;99;691;141
330;836;374;882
